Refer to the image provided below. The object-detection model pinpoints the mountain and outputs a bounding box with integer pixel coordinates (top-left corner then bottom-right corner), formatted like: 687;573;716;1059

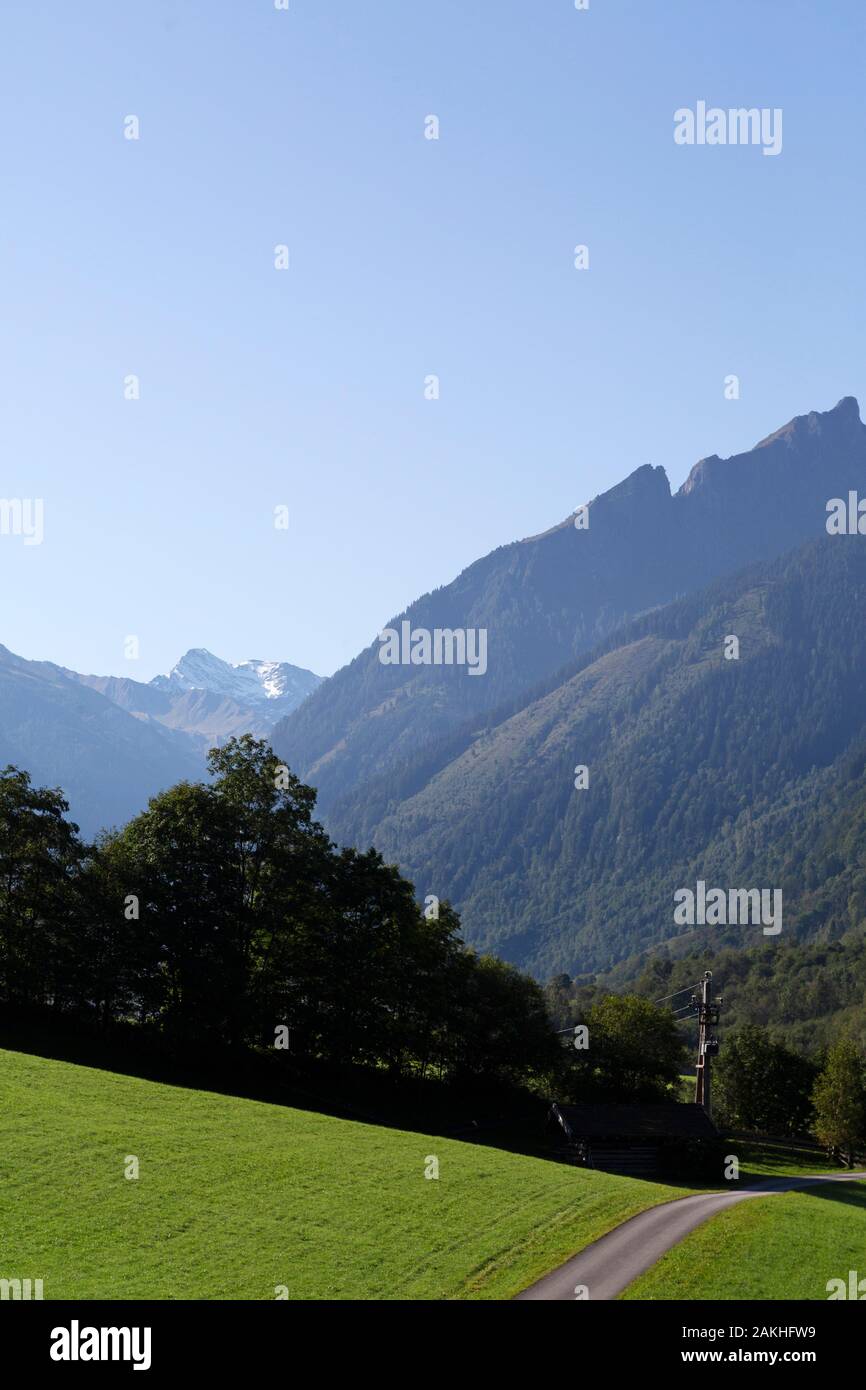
7;394;866;961
323;535;866;978
151;648;321;720
0;646;204;836
266;395;866;977
273;396;866;816
0;646;322;837
70;648;322;745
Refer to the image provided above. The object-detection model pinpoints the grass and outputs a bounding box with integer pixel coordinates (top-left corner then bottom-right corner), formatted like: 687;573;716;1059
1;1048;703;1301
622;1181;866;1300
735;1137;845;1180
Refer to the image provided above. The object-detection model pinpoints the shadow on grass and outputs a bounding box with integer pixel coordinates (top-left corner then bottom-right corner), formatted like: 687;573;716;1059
737;1135;849;1184
796;1180;866;1211
6;1020;838;1191
0;1017;558;1163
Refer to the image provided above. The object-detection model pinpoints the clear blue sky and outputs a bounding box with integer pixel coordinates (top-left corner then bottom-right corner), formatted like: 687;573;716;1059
1;0;864;680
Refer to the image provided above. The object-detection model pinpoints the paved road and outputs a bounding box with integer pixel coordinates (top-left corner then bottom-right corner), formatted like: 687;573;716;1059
514;1170;866;1301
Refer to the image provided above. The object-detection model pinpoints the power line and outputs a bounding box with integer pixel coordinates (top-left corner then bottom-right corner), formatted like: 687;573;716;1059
553;979;710;1039
654;982;702;1006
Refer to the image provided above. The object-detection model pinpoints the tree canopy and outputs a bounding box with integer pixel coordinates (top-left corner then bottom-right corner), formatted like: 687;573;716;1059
0;740;561;1092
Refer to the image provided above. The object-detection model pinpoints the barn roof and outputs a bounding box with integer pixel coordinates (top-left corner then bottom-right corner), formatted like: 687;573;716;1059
550;1101;717;1141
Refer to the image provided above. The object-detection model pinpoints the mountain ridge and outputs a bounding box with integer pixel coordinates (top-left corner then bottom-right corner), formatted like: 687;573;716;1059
273;395;866;815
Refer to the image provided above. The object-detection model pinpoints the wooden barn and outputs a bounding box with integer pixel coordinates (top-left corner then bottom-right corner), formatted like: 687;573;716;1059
547;1101;719;1177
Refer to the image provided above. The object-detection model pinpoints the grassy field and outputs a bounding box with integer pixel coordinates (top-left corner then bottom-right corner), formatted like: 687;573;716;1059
622;1181;866;1300
1;1048;706;1301
735;1137;844;1180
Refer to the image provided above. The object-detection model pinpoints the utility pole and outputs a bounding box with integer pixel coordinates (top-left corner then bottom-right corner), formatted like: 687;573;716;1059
693;971;721;1117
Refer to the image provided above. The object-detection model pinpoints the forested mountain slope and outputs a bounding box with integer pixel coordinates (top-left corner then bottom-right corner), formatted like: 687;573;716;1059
328;537;866;977
274;396;866;814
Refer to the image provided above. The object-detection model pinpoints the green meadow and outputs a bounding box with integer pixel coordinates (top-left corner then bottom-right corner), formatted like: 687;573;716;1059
1;1048;698;1301
622;1181;866;1300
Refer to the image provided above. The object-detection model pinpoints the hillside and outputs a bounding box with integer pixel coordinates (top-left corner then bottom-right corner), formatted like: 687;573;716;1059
0;645;205;835
274;396;866;815
0;1048;697;1301
324;537;866;978
0;646;321;838
588;926;866;1057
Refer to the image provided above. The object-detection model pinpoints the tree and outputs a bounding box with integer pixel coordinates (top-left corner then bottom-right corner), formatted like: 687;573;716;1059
109;738;342;1050
0;766;84;1010
714;1025;817;1136
64;831;145;1030
812;1039;866;1167
446;954;561;1088
0;741;567;1095
566;994;687;1102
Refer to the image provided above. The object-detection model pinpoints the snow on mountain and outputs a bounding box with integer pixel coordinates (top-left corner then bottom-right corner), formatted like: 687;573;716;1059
151;649;322;719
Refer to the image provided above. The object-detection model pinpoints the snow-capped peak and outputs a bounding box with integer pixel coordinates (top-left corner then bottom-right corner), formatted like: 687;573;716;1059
151;648;321;710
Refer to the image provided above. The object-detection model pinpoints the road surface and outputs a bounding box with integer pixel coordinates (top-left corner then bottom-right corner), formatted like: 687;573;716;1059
514;1169;866;1300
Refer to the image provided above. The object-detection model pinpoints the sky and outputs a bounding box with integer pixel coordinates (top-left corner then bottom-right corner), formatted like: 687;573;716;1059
1;0;864;680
